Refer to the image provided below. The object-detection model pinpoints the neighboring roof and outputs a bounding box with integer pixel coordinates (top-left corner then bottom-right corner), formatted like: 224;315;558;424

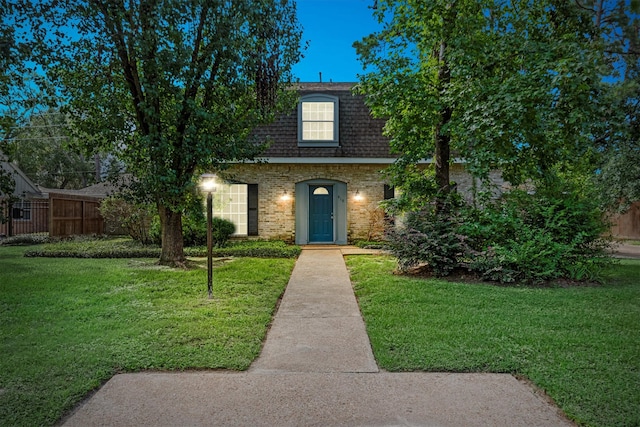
38;175;132;199
1;160;123;200
254;82;392;159
290;82;356;91
38;182;110;199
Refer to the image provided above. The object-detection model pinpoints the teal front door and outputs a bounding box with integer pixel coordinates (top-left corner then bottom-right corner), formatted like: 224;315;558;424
309;185;333;243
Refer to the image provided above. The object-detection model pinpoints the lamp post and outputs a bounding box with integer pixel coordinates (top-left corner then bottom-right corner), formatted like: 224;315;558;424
200;173;217;299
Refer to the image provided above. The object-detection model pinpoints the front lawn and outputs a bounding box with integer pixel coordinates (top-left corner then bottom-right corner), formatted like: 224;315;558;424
347;256;640;427
0;245;295;426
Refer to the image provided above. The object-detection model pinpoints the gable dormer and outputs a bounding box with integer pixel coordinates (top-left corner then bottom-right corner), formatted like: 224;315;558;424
297;93;340;147
253;82;391;159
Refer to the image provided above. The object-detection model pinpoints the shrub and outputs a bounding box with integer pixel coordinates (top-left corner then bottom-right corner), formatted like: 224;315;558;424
182;214;207;246
469;227;569;284
23;237;161;258
24;238;300;259
388;206;469;276
149;216;161;245
150;215;236;248
447;173;612;284
0;234;52;246
211;217;236;247
187;240;301;258
390;177;613;284
503;187;607;248
99;197;154;244
353;240;389;250
24;247;162;258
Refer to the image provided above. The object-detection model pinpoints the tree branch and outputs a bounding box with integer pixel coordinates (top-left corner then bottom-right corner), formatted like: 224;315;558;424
90;0;148;135
573;0;596;14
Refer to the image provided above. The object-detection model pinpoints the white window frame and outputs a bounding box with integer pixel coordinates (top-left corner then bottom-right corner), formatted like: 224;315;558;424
298;94;339;147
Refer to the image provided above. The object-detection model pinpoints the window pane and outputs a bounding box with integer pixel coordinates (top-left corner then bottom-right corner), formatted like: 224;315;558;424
12;201;31;220
213;184;248;235
313;187;330;195
301;100;335;141
303;121;334;140
302;102;334;121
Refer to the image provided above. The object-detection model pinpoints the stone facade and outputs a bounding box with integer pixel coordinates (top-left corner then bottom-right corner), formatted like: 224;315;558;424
221;162;503;243
221;163;386;242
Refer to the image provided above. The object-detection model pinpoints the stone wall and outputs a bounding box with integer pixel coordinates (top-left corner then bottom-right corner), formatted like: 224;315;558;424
222;162;504;242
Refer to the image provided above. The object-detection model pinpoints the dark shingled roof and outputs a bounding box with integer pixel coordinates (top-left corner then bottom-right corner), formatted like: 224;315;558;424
255;82;392;159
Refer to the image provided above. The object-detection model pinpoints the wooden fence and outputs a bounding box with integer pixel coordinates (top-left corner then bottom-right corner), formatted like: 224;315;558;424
1;193;105;238
49;193;104;237
0;199;49;237
610;201;640;240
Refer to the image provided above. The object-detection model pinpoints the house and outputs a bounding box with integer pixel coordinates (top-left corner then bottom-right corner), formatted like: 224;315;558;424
0;160;45;200
218;82;492;245
0;160;107;237
0;161;49;236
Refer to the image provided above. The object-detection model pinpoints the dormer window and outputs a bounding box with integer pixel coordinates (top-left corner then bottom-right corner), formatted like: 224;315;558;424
298;94;339;147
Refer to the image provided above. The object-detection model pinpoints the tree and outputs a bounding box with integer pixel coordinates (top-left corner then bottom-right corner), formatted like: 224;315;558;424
1;0;22;213
6;110;97;189
24;0;303;265
579;0;640;210
2;1;57;224
355;1;604;211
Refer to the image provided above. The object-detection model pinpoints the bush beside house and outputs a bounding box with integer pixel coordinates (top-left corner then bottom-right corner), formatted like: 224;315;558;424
389;180;613;285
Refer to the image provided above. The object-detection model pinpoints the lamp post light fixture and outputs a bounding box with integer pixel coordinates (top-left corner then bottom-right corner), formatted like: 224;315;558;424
200;173;217;299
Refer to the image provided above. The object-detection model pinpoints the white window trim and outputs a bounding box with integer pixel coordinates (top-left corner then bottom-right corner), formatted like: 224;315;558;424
298;94;339;147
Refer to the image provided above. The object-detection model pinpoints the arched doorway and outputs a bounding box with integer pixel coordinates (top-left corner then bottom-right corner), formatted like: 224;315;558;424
295;179;347;245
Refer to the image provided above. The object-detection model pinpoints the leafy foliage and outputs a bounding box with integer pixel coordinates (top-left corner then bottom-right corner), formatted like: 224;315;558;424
584;1;640;211
388;176;613;284
210;217;236;248
355;0;604;206
388;196;469;276
99;197;155;244
5;110;97;189
21;0;304;264
205;240;301;259
0;164;15;223
356;1;620;284
1;1;57;220
0;233;50;245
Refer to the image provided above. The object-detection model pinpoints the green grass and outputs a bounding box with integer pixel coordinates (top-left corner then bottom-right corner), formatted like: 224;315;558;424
0;246;295;426
347;256;640;427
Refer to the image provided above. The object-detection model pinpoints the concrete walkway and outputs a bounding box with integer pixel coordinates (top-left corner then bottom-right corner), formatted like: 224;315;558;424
250;248;378;373
613;242;640;259
62;248;574;427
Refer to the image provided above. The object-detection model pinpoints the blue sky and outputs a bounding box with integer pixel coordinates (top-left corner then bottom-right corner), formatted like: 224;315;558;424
292;0;381;82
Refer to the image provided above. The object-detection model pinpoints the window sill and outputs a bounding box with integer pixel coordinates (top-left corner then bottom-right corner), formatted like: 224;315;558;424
298;141;340;148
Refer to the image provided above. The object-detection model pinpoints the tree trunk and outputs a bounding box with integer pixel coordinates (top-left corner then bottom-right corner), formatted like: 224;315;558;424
158;204;186;266
434;40;452;213
434;113;451;193
94;154;101;182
